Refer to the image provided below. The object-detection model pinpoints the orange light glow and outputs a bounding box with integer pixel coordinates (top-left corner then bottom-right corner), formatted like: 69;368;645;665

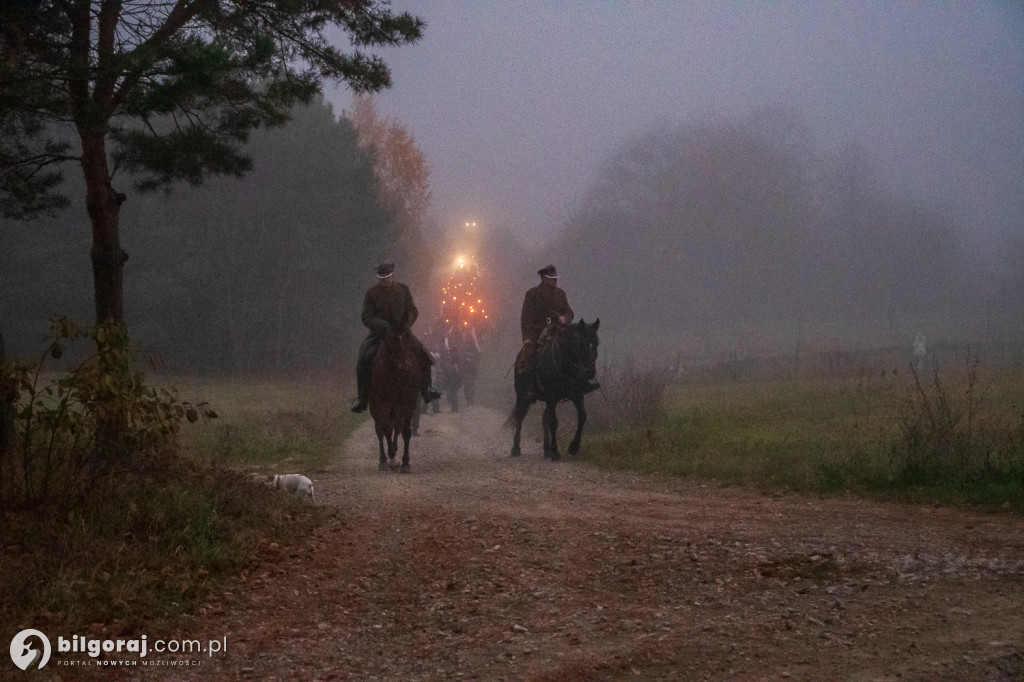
439;252;490;328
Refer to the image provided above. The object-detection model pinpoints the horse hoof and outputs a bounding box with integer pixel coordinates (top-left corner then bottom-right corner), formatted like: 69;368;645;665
550;452;561;462
510;448;520;458
568;442;579;456
400;464;411;474
378;462;388;472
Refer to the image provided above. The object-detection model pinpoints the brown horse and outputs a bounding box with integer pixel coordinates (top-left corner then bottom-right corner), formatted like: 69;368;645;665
369;328;422;472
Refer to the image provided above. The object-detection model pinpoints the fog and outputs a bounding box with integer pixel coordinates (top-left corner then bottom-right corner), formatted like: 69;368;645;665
1;3;1022;375
340;2;1022;255
331;2;1023;362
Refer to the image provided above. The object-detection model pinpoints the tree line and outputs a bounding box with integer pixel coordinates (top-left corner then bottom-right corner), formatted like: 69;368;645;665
552;107;1021;350
1;0;425;510
1;95;431;374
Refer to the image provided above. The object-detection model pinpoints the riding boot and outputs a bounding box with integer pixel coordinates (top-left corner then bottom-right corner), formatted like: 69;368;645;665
582;379;601;394
351;339;376;413
351;360;369;413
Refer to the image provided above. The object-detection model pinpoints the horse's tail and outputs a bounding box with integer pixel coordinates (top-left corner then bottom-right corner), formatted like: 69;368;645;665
504;400;530;429
504;371;532;429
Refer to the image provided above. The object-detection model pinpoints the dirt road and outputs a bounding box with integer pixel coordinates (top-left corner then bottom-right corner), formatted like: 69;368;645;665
189;405;1022;680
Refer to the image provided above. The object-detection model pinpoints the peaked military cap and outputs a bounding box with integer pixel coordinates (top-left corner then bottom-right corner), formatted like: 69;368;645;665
375;262;395;277
537;264;558;278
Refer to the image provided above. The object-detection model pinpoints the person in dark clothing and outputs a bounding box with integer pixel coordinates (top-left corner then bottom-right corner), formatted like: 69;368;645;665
520;264;573;345
352;262;441;413
516;264;600;393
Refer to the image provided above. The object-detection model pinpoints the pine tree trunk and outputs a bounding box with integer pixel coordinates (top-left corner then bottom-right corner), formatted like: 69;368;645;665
79;129;129;454
80;130;127;325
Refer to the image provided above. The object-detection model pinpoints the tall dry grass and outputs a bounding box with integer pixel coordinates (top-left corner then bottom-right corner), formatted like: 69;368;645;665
579;348;1024;511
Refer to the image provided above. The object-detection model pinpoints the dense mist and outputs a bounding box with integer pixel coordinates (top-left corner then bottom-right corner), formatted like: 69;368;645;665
0;98;428;374
2;98;1021;376
543;108;1020;360
348;2;1024;369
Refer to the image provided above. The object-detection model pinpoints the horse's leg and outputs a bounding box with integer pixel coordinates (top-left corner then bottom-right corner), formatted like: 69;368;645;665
376;423;388;471
541;405;551;458
449;385;459;413
400;420;412;473
388;428;401;471
568;396;587;456
510;382;531;457
511;410;524;457
543;400;560;461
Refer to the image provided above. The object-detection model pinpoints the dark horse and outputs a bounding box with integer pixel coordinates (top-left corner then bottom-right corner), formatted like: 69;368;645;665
508;319;600;460
369;328;422;472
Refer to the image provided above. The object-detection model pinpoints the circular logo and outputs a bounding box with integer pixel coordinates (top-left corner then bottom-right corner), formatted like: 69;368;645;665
9;629;51;670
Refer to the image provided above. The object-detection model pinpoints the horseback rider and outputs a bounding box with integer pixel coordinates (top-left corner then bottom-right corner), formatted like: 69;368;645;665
351;262;442;413
517;264;600;393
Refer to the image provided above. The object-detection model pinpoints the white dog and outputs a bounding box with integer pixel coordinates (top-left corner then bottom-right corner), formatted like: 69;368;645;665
270;474;315;502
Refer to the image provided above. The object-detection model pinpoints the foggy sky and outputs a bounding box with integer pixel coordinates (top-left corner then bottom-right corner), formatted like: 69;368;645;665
328;2;1023;256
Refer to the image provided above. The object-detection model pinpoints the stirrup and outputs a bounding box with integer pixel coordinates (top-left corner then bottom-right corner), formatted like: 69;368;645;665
351;397;367;413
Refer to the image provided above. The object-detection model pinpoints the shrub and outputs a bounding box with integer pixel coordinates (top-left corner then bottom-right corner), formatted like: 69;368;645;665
587;357;671;431
0;316;214;511
891;354;1022;486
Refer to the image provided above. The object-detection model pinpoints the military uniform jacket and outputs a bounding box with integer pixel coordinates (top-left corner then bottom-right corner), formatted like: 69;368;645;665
520;284;574;342
362;281;419;337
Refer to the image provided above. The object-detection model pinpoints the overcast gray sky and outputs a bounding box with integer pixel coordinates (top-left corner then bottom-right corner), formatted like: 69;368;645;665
328;2;1023;255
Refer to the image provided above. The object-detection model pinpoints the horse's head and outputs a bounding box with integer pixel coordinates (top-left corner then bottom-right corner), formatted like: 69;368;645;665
568;318;600;381
378;325;415;370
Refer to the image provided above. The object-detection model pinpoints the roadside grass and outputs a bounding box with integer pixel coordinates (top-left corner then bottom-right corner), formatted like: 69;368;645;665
1;375;356;644
578;361;1024;512
1;453;317;640
171;375;361;474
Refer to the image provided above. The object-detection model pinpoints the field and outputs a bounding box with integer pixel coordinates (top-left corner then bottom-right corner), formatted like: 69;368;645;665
582;347;1024;511
2;349;1022;677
